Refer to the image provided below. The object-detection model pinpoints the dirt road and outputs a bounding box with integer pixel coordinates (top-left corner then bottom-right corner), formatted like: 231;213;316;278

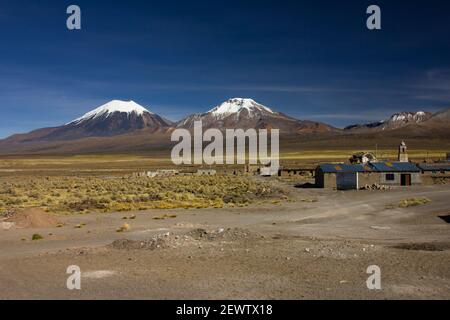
0;183;449;299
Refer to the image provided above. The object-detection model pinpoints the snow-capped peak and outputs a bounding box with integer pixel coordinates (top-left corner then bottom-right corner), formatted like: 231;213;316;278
68;100;153;125
209;98;274;119
389;111;429;123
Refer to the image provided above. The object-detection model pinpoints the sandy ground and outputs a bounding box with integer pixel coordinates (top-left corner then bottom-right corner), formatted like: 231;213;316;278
0;182;449;300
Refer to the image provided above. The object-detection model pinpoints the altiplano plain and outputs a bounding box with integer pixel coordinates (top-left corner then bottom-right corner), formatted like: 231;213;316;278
0;155;449;299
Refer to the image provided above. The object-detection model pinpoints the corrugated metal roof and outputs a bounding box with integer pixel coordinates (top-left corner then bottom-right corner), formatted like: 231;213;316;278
417;163;450;171
318;162;420;173
369;162;420;172
317;164;369;173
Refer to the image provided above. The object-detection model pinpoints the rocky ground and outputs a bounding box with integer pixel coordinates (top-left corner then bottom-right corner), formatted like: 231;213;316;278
0;182;449;299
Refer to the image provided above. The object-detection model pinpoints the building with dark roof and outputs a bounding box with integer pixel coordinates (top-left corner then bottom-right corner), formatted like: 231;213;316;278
417;163;450;172
315;161;422;190
417;163;450;185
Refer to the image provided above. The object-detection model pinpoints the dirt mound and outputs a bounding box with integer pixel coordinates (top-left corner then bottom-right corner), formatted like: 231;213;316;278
5;208;60;229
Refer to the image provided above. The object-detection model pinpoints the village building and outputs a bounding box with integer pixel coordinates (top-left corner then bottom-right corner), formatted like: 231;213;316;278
315;164;370;190
315;141;428;190
315;161;421;190
369;161;421;186
417;163;450;185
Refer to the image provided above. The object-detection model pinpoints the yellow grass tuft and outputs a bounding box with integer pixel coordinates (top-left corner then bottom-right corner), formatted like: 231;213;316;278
386;197;432;209
398;198;431;208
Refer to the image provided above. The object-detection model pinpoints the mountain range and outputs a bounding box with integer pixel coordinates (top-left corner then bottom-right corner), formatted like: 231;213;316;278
0;98;448;154
177;98;336;134
343;111;433;132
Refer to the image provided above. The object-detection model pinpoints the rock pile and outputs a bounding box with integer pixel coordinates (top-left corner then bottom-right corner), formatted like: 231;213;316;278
187;228;257;241
1;209;16;219
109;227;258;251
110;236;168;250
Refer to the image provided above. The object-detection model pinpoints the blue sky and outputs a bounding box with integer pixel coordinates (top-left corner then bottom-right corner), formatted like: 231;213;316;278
0;0;449;138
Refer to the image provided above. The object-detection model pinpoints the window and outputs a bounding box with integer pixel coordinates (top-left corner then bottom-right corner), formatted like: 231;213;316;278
386;173;395;181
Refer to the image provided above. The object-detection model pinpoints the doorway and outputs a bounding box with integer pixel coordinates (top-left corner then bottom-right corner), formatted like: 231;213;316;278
401;174;411;186
336;173;358;190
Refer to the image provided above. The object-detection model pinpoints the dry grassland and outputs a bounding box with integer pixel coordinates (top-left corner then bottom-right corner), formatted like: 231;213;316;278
0;175;282;214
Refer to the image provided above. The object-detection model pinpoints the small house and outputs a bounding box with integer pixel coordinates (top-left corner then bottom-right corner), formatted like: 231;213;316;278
315;161;421;190
369;162;421;186
315;164;371;190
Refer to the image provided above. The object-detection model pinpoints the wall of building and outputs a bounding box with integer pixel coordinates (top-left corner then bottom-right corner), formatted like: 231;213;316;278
325;174;337;188
357;172;380;187
378;172;421;185
421;172;450;185
379;172;400;185
410;173;423;185
315;172;337;189
316;170;424;189
317;172;377;189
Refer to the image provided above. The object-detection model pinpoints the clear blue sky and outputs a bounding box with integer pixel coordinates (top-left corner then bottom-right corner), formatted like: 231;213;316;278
0;0;449;138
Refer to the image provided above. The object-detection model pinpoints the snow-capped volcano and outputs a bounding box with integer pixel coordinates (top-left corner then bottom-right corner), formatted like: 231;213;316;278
68;100;153;125
209;98;274;119
345;111;433;132
52;99;173;139
16;100;173;141
177;98;336;133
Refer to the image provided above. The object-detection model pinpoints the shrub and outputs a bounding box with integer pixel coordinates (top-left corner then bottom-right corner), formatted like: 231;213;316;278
32;234;43;241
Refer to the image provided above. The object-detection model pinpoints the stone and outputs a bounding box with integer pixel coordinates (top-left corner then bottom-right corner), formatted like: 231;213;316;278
1;222;15;230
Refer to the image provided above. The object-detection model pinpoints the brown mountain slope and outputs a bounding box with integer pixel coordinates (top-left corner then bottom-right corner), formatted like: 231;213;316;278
0;105;448;155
